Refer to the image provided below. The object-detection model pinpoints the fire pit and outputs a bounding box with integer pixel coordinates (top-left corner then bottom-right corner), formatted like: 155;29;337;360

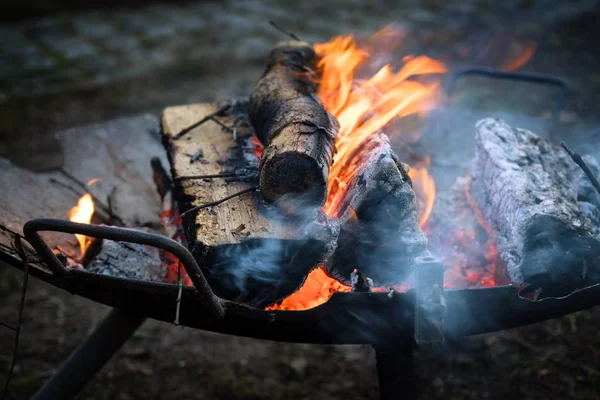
1;28;600;400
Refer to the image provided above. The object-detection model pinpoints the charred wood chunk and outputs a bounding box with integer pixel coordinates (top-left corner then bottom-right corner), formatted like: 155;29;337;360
249;41;339;206
161;103;339;308
326;133;428;286
470;118;600;297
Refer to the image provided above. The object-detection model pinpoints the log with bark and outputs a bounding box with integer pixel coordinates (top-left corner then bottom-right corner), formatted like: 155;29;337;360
249;41;339;207
161;102;339;308
325;132;429;286
469;118;600;297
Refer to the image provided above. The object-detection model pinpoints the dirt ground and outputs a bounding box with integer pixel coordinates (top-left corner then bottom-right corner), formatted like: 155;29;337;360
1;271;599;400
2;1;600;399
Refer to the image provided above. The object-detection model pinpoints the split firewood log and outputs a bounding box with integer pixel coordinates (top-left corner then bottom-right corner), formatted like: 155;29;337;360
249;41;339;207
325;132;429;286
469;118;600;297
161;103;339;308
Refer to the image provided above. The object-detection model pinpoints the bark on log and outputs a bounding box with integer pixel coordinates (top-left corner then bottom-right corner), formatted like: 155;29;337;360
249;41;339;206
470;118;600;297
326;132;429;286
161;102;339;308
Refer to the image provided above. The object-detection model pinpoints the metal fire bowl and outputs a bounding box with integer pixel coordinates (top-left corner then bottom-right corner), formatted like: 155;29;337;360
3;218;600;346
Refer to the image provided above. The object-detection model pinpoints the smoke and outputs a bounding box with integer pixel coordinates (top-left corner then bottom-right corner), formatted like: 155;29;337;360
206;192;339;308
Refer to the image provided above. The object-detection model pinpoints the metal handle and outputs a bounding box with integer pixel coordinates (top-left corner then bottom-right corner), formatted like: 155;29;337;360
445;67;569;132
23;218;225;319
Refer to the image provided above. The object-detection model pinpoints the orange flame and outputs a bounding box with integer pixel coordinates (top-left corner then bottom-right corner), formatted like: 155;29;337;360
68;193;95;255
87;177;103;186
267;29;446;310
407;157;436;228
500;42;536;72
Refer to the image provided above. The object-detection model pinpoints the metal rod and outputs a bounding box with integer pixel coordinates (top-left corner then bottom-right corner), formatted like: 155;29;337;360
22;218;225;319
374;344;418;400
446;67;569;133
32;309;145;400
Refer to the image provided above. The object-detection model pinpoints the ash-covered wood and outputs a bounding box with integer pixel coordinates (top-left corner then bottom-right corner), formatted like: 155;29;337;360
161;103;339;308
470;118;600;297
326;133;428;286
87;238;166;281
0;115;166;257
249;41;339;206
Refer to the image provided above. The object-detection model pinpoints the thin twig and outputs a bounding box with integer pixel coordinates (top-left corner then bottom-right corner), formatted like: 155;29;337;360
180;187;258;218
0;322;16;332
59;170;124;223
0;225;25;241
173;103;232;140
269;20;301;41
561;142;600;196
1;237;30;400
174;261;182;325
49;178;122;225
208;116;234;133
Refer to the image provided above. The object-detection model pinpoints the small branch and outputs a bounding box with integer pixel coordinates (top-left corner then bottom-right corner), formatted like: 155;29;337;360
0;322;16;332
269;20;301;41
1;237;30;400
173;103;232;140
180;187;258;218
174;261;182;325
0;225;25;241
208;116;234;133
561;142;600;196
49;178;125;226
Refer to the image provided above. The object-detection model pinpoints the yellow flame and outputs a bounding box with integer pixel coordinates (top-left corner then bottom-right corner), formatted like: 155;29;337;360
68;193;95;255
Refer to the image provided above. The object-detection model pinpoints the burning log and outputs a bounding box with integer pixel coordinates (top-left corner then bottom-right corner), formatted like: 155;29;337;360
249;41;339;206
326;133;429;286
469;118;600;297
161;103;339;308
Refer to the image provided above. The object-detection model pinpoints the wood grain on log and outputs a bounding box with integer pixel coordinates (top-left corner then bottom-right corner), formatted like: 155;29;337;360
249;41;339;206
326;132;428;286
161;103;339;308
470;118;600;297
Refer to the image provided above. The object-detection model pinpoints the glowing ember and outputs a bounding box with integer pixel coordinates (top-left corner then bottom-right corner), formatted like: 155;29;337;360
265;268;350;311
407;157;436;228
87;177;103;186
68;193;95;256
267;29;446;310
501;42;536;72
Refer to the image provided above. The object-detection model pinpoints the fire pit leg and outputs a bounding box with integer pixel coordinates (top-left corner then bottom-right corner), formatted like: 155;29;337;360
374;343;417;400
32;308;145;400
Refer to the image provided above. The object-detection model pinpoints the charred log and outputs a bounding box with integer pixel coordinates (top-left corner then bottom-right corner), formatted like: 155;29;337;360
326;133;428;287
470;118;600;297
161;103;339;308
249;41;339;206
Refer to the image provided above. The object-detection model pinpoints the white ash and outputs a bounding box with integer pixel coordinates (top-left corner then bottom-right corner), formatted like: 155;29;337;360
87;239;165;282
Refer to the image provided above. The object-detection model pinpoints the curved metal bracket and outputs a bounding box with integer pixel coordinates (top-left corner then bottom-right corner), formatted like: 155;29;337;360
446;67;570;132
22;218;225;319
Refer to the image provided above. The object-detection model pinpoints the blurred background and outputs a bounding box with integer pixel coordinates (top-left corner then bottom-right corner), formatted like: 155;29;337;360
1;1;600;399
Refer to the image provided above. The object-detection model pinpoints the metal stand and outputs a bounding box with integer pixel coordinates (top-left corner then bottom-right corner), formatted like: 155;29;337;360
374;343;417;400
32;308;145;400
